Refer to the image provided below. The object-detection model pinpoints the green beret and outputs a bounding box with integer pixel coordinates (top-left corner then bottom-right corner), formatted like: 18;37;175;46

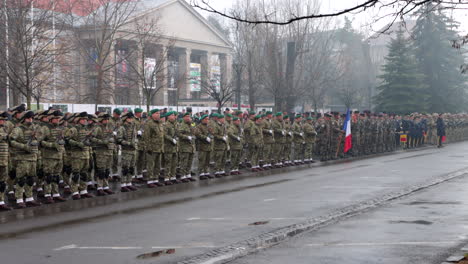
149;109;160;115
261;114;266;117
235;110;243;115
275;112;283;117
249;111;256;115
226;113;233;118
284;115;289;119
306;117;313;120
113;108;122;115
254;115;262;120
295;114;302;119
166;111;176;117
233;117;239;121
266;111;273;115
218;114;225;119
183;112;191;117
201;114;209;120
135;108;143;113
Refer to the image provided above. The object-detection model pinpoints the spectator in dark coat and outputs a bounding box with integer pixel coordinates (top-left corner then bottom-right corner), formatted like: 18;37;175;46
436;114;446;148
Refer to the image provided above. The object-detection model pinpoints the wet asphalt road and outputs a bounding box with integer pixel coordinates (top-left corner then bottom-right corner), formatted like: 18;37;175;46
2;143;468;264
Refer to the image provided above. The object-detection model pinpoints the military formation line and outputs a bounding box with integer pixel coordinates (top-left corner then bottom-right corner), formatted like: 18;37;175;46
0;104;461;210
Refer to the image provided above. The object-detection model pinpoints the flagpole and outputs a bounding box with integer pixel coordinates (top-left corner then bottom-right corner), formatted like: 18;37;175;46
4;0;9;109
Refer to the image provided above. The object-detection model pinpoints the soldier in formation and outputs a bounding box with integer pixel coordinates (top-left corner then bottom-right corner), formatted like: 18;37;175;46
1;103;466;210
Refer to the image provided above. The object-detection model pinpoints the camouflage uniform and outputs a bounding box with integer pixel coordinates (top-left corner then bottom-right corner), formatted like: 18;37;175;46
303;119;317;162
292;118;305;163
9;111;40;206
177;116;196;181
227;118;243;174
212;118;228;176
284;118;293;164
64;113;93;199
0;112;10;210
116;113;138;191
90;113;115;195
40;111;66;202
164;116;178;183
194;117;213;178
271;115;285;166
143;112;164;186
134;112;146;181
261;117;274;167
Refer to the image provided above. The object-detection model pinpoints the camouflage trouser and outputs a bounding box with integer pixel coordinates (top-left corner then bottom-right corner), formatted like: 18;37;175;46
293;142;304;162
213;150;226;173
135;149;146;176
70;154;90;195
284;142;292;161
112;147;119;174
304;142;314;161
121;150;135;185
263;143;273;165
198;151;211;175
164;152;177;180
272;142;284;164
15;160;37;201
63;152;72;189
43;158;63;197
94;150;112;189
250;144;260;167
147;152;162;182
230;150;241;171
0;166;7;204
179;152;194;176
7;156;16;194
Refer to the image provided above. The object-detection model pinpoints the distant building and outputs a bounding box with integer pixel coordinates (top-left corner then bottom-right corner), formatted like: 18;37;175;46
0;0;233;109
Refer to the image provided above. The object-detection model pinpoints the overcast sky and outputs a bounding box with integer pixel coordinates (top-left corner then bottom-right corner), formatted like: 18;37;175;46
196;0;468;35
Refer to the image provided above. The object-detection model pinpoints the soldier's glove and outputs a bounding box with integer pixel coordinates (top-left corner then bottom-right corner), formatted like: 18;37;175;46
206;137;211;143
299;133;304;137
237;137;241;142
57;139;65;145
269;130;273;135
137;130;142;137
222;136;227;142
288;132;292;136
84;139;92;146
172;139;177;145
113;131;117;136
282;130;285;136
187;136;193;141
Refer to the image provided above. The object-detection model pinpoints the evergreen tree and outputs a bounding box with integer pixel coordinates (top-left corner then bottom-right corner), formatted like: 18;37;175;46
374;25;428;114
412;3;467;113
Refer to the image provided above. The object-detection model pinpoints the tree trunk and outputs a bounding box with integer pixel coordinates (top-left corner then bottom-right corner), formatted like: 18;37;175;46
247;56;255;111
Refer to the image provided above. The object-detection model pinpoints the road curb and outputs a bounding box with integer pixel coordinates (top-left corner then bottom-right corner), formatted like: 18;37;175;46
178;167;468;264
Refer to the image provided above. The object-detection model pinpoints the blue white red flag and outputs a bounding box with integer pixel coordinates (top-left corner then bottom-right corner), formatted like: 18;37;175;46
343;109;352;153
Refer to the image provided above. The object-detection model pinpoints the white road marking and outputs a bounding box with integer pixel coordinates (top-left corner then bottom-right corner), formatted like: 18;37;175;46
263;198;277;202
305;241;457;247
54;245;142;251
54;244;217;251
321;186;399;189
186;217;306;221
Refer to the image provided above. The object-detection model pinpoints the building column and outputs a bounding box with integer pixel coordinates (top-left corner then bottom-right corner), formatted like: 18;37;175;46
154;45;167;106
200;51;210;99
178;48;191;100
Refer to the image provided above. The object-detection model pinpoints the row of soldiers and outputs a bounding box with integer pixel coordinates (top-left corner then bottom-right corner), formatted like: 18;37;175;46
0;104;462;210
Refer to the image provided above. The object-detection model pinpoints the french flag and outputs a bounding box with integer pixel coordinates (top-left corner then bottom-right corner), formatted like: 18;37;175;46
343;109;352;153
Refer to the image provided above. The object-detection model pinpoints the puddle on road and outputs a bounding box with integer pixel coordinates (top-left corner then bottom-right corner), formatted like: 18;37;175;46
249;221;269;226
136;249;176;259
389;220;433;225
